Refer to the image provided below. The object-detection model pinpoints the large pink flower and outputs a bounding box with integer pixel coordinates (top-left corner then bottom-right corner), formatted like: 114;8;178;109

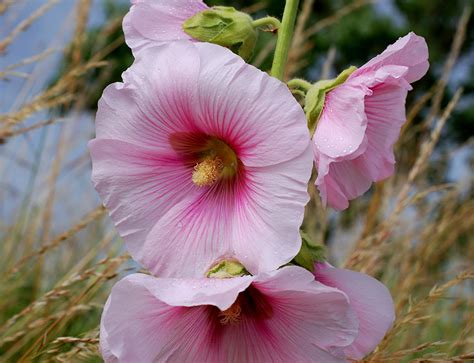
313;32;429;210
123;0;209;55
89;41;312;277
100;266;360;362
314;263;395;360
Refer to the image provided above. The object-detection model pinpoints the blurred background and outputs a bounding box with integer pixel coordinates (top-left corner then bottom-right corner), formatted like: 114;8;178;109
0;0;473;361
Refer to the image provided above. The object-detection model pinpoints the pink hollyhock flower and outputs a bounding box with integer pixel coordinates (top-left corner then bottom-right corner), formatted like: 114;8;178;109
314;263;395;360
123;0;208;55
89;41;312;278
313;32;429;210
100;266;361;362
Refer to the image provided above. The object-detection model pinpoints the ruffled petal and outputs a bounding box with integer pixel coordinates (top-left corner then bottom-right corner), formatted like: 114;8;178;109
315;66;412;210
195;42;311;167
313;82;368;160
100;269;358;362
255;266;359;348
89;139;193;254
352;32;429;83
233;144;313;274
315;264;395;360
354;69;410;181
230;266;358;361
316;154;372;211
123;0;208;55
95;42;201;150
100;273;252;362
99;299;118;363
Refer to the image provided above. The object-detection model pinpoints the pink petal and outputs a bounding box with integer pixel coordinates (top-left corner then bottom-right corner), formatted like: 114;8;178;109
316;154;372;211
352;32;429;83
95;42;201;150
195;42;311;167
89;139;193;255
101;269;357;362
197;266;357;361
315;68;412;210
313;82;368;160
353;70;410;181
137;143;312;277
99;299;118;363
92;41;312;277
233;145;313;274
315;263;395;360
100;273;252;362
137;182;237;278
253;266;359;350
123;0;208;55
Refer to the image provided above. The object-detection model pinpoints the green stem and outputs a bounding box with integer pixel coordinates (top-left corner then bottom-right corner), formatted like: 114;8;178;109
252;16;281;30
287;78;312;92
271;0;300;80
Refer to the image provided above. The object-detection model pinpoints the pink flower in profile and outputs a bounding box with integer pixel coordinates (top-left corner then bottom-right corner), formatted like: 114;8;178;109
314;263;395;360
313;32;429;210
89;41;312;278
100;266;361;362
123;0;208;55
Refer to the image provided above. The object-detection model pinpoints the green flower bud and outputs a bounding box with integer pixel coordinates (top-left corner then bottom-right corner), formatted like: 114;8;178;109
292;231;326;272
183;6;257;61
304;66;357;134
207;259;249;278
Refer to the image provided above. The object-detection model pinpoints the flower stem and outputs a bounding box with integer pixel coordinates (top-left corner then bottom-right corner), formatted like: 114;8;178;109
287;78;312;92
252;16;281;31
271;0;300;81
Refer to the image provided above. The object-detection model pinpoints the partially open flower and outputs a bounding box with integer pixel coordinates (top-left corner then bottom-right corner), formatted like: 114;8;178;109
314;263;395;360
89;41;312;277
100;266;359;362
312;32;429;210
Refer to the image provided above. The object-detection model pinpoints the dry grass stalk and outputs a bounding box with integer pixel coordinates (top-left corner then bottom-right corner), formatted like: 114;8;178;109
422;6;470;130
0;0;15;15
388;89;463;224
0;0;60;53
6;206;106;276
0;255;127;361
0;48;56;77
370;270;474;361
0;118;62;140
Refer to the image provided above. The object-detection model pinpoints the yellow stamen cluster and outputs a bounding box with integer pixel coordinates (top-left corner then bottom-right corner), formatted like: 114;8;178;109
192;157;224;187
219;302;242;325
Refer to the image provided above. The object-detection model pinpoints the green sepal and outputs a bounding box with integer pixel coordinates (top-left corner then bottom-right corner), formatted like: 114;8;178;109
292;231;326;272
207;260;249;278
183;6;257;61
304;66;357;135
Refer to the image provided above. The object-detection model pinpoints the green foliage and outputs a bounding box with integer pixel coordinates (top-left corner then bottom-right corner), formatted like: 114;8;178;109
292;232;326;271
303;66;356;134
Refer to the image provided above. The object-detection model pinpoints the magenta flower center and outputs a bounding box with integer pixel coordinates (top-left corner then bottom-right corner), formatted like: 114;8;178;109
211;285;273;327
169;132;240;187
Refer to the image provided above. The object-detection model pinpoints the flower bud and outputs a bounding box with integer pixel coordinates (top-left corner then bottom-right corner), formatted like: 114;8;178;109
207;259;248;278
183;6;257;60
304;66;357;134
